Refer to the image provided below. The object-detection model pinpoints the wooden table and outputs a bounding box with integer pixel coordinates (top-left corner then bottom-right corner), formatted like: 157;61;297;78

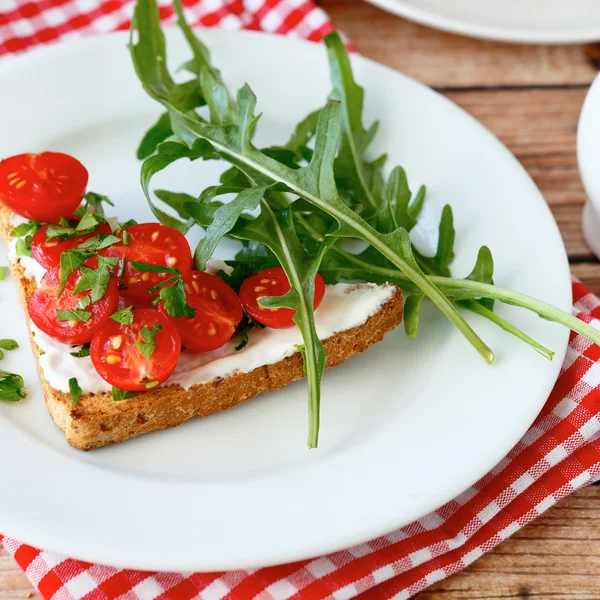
2;1;600;598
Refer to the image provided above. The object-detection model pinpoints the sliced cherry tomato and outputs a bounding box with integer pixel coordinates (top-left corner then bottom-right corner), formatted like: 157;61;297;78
0;152;88;223
159;271;243;352
90;308;181;391
103;223;193;303
31;220;112;270
239;266;326;329
28;266;119;345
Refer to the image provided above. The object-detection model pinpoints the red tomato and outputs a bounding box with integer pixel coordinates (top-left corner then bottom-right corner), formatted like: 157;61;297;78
28;266;119;345
103;223;193;303
31;221;112;269
159;271;243;352
239;266;326;329
0;153;88;223
90;308;181;391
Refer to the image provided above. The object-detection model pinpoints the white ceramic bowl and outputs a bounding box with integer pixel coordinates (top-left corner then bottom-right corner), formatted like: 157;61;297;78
579;74;600;258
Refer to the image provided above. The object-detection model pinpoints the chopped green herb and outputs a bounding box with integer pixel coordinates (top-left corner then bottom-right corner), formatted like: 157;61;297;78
115;219;138;234
129;261;178;275
0;369;27;402
112;386;140;401
118;258;127;279
73;255;119;302
56;309;92;323
10;221;41;238
15;236;33;258
123;230;131;246
135;324;162;359
0;267;8;281
76;211;101;231
110;305;134;325
70;344;91;358
75;295;91;310
68;377;82;406
145;380;159;389
83;191;114;216
0;339;19;351
75;233;120;252
59;250;89;295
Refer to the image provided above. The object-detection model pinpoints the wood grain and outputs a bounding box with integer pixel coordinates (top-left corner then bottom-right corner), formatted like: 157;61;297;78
319;0;600;88
2;0;600;598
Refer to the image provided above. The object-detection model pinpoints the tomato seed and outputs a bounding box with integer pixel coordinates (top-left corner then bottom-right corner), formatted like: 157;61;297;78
254;286;265;292
111;336;123;350
210;289;218;300
15;180;26;190
151;231;160;242
141;273;150;282
167;257;177;267
105;354;121;365
207;323;216;336
192;281;200;293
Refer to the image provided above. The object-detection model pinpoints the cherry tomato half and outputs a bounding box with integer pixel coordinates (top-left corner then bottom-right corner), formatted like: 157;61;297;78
103;223;193;303
31;220;112;270
90;308;181;391
0;153;88;223
159;271;243;352
239;266;326;329
28;266;119;345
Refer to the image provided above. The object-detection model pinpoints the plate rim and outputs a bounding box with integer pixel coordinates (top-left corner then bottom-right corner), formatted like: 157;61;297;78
0;28;572;571
365;0;600;44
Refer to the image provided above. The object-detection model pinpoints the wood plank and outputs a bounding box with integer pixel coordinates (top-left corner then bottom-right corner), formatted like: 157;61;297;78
319;0;600;88
422;486;600;599
0;547;38;599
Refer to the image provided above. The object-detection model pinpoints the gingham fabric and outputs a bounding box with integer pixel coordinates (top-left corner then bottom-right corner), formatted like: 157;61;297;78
2;1;600;599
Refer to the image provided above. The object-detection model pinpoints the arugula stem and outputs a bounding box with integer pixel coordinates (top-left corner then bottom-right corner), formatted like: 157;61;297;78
460;300;554;360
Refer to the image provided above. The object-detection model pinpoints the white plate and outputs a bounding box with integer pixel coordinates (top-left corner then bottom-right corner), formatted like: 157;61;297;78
0;29;570;571
366;0;600;44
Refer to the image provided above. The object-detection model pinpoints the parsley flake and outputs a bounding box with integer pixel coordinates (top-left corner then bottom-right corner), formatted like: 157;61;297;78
68;377;82;406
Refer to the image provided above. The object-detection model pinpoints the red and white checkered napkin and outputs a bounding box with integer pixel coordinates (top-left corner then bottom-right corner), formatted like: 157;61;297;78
2;1;600;599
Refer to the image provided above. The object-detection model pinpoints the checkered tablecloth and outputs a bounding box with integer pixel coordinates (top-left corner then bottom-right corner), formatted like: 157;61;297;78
2;2;600;599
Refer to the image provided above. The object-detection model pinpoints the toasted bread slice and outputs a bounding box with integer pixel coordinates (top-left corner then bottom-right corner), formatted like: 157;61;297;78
0;203;403;450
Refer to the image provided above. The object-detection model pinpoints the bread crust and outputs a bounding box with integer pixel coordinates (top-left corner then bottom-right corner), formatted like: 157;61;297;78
0;203;403;450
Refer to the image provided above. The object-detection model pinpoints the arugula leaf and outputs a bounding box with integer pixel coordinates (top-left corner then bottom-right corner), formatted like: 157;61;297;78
193;185;281;271
57;309;92;323
154;190;198;220
0;267;7;280
324;32;384;219
110;305;134;325
376;167;417;234
59;250;89;295
73;255;119;302
139;140;214;233
137;112;173;160
15;236;33;258
226;204;333;447
69;377;82;405
413;205;455;278
285;108;322;157
403;294;423;340
70;344;91;358
10;220;41;238
0;369;27;402
112;387;139;401
464;246;495;310
135;324;162;358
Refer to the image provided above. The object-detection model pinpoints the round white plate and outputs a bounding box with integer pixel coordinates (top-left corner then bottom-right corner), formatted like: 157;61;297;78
0;29;570;571
366;0;600;44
